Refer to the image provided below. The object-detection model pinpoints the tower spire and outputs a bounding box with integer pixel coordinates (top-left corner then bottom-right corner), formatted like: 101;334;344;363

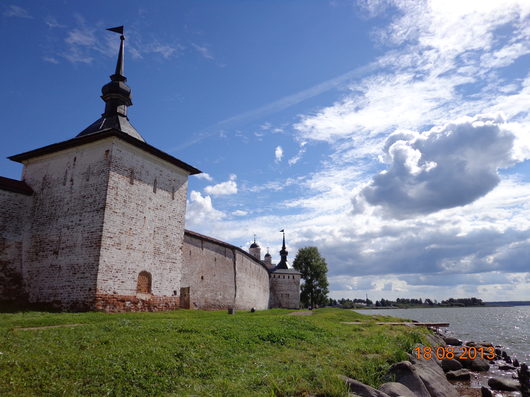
77;26;144;141
108;26;125;79
276;229;289;269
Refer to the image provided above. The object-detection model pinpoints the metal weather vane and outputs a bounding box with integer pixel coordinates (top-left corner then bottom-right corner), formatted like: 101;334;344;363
106;26;125;78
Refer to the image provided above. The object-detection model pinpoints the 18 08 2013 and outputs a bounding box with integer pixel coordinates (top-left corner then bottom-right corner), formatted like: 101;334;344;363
413;346;495;360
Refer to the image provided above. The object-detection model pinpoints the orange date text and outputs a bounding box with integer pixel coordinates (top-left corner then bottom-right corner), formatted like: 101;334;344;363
413;346;495;360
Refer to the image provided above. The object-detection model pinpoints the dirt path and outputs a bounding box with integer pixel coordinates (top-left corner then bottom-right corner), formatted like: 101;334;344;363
288;311;313;316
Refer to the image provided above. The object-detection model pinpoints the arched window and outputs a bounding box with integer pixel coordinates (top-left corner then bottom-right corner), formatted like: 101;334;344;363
137;271;152;294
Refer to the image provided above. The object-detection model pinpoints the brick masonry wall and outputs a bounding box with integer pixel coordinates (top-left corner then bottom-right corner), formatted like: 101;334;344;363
94;293;179;312
19;139;113;310
182;233;270;310
269;271;301;309
96;139;189;308
182;234;237;309
234;251;269;310
0;189;32;301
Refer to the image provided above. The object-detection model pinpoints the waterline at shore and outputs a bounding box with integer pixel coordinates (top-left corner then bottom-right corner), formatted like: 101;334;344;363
357;306;530;364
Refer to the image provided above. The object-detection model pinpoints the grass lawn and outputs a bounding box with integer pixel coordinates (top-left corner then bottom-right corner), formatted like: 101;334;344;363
0;308;427;396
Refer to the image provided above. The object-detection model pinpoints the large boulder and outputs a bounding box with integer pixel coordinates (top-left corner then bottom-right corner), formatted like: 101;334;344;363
425;332;447;347
444;337;462;346
458;356;490;372
409;354;444;376
441;358;463;372
378;382;416;397
470;357;490;371
339;376;391;397
487;377;520;391
446;369;471;380
410;356;460;397
385;361;430;397
480;386;493;397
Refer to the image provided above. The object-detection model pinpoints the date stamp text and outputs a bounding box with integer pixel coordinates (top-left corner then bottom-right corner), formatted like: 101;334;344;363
413;346;495;360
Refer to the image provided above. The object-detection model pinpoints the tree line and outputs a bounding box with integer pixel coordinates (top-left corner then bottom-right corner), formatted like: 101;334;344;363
326;297;485;308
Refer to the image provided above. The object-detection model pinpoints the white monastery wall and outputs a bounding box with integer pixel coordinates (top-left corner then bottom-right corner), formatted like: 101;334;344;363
95;139;189;311
182;232;270;310
20;140;112;309
234;251;269;310
182;232;237;310
0;189;32;301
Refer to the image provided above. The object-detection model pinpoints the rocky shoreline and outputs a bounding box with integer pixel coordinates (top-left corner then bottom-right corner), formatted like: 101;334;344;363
340;329;529;397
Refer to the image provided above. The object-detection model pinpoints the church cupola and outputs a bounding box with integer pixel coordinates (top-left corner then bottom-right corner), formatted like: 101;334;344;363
249;235;261;260
263;247;272;268
77;26;145;142
275;229;289;269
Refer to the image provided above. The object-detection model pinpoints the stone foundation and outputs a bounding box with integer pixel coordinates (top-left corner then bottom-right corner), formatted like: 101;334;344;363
94;294;180;312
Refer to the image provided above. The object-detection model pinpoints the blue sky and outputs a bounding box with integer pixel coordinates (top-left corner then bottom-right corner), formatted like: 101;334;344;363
2;1;530;302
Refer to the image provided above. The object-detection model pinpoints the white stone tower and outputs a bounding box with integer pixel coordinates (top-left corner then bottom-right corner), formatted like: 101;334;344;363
269;230;301;309
3;26;201;311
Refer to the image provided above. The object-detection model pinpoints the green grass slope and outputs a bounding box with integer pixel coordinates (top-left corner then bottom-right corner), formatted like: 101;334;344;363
0;308;426;396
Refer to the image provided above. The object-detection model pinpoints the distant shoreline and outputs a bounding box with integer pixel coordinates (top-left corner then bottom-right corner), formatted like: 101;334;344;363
354;301;530;309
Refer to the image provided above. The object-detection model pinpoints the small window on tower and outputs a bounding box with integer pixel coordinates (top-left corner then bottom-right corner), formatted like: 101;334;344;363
129;169;134;185
153;178;157;193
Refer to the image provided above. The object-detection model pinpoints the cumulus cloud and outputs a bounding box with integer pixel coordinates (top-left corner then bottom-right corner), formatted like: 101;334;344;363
353;115;518;218
204;174;238;196
193;173;213;181
275;146;283;162
232;210;248;217
186;191;224;228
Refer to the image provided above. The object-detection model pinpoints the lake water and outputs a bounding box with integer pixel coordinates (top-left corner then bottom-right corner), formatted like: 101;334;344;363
357;306;530;364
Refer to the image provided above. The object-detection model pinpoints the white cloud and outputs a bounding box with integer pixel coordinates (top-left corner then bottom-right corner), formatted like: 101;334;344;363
274;146;283;163
193;173;213;181
65;27;96;47
43;16;184;65
232;210;248;217
294;0;530;160
288;142;307;165
192;43;214;60
43;56;59;64
204;174;238;196
148;42;181;59
186;191;225;229
44;16;65;28
3;5;32;19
